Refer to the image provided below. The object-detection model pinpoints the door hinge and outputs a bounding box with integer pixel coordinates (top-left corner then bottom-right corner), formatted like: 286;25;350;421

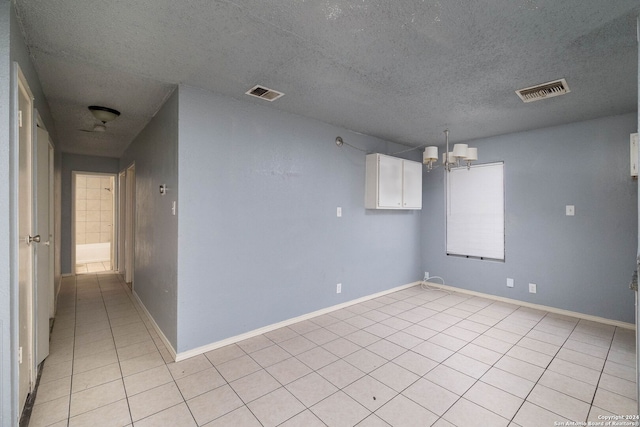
18;346;23;364
18;110;22;128
630;270;638;291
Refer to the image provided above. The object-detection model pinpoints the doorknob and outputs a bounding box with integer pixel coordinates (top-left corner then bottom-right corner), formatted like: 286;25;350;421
27;235;41;244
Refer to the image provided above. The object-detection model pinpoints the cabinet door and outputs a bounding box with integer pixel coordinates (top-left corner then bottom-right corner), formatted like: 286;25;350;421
378;155;403;208
403;160;423;209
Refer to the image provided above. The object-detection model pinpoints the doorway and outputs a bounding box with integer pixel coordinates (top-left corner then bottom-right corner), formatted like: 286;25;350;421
72;172;116;274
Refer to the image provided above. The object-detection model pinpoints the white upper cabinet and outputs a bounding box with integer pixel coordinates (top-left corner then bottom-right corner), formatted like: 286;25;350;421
365;153;422;210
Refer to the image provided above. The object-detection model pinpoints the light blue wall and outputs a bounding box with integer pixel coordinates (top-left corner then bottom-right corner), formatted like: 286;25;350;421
422;113;638;323
176;85;422;352
120;89;179;349
60;154;120;274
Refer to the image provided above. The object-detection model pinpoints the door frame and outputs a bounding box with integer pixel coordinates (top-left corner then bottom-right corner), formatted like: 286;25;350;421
123;163;136;285
117;170;126;274
71;171;117;273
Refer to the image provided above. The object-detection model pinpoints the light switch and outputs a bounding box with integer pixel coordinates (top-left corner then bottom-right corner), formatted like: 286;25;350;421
337;207;342;217
566;205;575;216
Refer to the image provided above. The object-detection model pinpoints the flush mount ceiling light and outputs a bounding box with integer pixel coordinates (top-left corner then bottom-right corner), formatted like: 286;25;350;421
88;105;121;123
423;130;478;171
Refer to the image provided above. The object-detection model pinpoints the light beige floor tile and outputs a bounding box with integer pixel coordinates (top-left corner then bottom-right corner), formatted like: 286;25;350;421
250;343;291;367
317;358;366;388
525;329;567;346
393;351;438;376
279;409;326;427
506;345;554;368
288;319;322;335
443;398;509;427
598;373;636;400
117;340;159;361
278;335;318;355
364;323;397;339
202;406;262;427
402;378;458;416
73;349;119;374
344;348;387;373
537;370;596;403
322;337;362;358
129;382;184;422
263;326;299;343
120;351;165;377
346;330;382;347
296;346;339;370
480;367;535;399
325;321;360;337
603;359;635;381
344;375;397;411
527;384;590;421
562;338;609;359
556;347;605;371
458;343;502;365
34;375;72;405
494;356;544;382
72;362;122;393
68;399;131;427
248;387;306;427
134;402;196;427
547;358;601;386
286;372;338;407
357;414;392;426
412;341;454;363
70;378;126;417
384;331;423;349
304;327;340;345
424;364;476;395
175;367;226;400
124;365;173;397
592;388;638;416
310;390;370;427
443;353;491;379
370;362;419;392
231;369;281;403
187;384;244;425
375;394;438;427
473;335;513;354
366;339;406;360
236;334;274;354
204;343;245;365
463;381;523;419
29;395;70;427
403;324;438;340
607;348;636;367
167;354;212;380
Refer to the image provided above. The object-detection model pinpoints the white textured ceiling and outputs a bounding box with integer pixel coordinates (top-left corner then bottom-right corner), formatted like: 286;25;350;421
14;0;640;158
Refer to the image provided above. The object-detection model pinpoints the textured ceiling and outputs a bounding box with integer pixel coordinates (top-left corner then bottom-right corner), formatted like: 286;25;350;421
14;0;640;158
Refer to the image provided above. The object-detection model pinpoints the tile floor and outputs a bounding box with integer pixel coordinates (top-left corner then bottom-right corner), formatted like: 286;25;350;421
75;262;112;274
29;273;637;427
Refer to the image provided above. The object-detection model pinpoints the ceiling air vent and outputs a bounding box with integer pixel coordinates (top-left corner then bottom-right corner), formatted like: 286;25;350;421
245;85;284;102
516;78;570;103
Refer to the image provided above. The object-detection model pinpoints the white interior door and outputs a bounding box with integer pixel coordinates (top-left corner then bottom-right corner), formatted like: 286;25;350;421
35;125;52;366
17;66;34;415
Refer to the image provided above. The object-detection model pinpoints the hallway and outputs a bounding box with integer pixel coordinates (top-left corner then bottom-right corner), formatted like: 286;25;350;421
29;273;637;426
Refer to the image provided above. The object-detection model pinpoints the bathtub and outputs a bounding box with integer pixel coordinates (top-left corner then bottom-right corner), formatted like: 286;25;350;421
76;242;111;264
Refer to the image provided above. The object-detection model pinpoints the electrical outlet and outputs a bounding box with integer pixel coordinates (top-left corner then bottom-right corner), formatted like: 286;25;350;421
507;278;514;288
336;283;342;294
424;271;429;280
529;283;537;294
566;205;575;216
337;207;342;217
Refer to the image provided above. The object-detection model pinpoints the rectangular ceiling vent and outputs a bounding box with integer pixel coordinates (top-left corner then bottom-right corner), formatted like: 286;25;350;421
245;85;284;102
516;78;570;103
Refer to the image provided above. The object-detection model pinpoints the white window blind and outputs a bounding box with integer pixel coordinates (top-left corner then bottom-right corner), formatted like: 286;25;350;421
446;162;504;260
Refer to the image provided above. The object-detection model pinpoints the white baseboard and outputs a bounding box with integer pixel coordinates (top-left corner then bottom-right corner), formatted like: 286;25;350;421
174;281;422;362
133;278;634;363
131;291;178;361
425;281;635;330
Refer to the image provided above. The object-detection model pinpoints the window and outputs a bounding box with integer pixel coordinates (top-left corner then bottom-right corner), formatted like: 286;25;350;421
446;162;504;260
